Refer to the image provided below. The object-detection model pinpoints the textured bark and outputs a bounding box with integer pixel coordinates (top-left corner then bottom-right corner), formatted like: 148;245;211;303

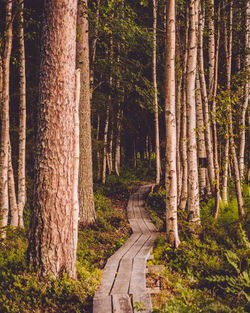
76;1;96;225
208;0;215;100
212;2;221;219
239;1;249;182
186;0;200;227
115;103;122;176
222;0;232;204
73;69;80;267
96;113;101;181
176;77;182;199
0;1;13;236
102;103;110;184
153;0;161;185
28;0;78;278
165;0;180;247
107;127;113;175
179;4;189;211
197;4;215;194
17;0;26;228
90;0;100;97
196;75;206;195
8;141;18;227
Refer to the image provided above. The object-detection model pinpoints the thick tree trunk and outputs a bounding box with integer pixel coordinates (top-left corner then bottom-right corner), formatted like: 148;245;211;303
197;4;215;194
76;1;96;226
239;1;249;182
186;0;200;228
165;0;180;247
8;141;18;227
28;0;78;278
153;0;161;185
0;1;13;236
17;0;26;228
196;75;206;195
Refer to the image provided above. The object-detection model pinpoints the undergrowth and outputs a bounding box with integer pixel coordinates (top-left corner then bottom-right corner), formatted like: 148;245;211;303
0;184;131;312
146;183;250;312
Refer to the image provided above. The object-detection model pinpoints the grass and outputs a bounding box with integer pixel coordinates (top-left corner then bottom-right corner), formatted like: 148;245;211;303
146;183;250;313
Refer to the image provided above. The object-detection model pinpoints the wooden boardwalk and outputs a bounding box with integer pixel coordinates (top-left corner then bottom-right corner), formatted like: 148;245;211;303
93;185;157;313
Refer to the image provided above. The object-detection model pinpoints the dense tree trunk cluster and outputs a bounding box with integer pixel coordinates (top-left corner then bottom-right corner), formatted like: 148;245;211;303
0;0;248;276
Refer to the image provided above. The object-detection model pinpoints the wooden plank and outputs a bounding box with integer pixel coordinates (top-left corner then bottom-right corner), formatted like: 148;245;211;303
111;259;132;294
112;294;133;313
93;296;112;313
133;293;152;313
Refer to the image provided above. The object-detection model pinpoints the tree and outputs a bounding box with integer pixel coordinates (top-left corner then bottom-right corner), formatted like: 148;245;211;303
76;0;96;225
0;0;13;236
165;0;180;247
153;0;161;185
17;0;26;228
186;0;200;228
28;0;78;278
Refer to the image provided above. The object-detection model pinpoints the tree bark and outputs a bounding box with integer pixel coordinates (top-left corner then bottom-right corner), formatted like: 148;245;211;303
197;3;215;194
0;1;13;236
208;0;215;100
186;0;200;228
179;3;189;211
239;1;249;182
76;1;96;225
17;0;26;228
212;2;221;219
153;0;161;185
196;74;206;195
102;102;110;184
165;0;180;247
8;140;18;227
28;0;78;278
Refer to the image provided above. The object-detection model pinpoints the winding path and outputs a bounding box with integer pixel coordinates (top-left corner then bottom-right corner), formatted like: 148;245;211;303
93;185;157;313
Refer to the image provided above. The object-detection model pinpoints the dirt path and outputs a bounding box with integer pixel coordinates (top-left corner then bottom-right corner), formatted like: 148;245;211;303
93;185;157;313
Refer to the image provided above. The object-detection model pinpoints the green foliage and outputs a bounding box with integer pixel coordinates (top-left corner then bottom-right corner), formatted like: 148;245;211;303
0;186;130;312
147;186;250;312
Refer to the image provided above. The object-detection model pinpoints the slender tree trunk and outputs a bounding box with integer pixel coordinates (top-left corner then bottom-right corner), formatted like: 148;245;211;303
165;0;180;247
102;102;110;184
0;1;13;236
133;138;137;168
196;74;206;195
73;69;80;268
239;1;249;182
96;113;101;181
76;1;96;225
28;0;78;278
208;0;215;100
222;0;232;204
197;3;215;194
90;0;100;97
213;2;221;219
153;0;161;184
187;0;200;228
8;140;18;227
179;3;189;211
115;103;122;176
17;0;26;228
176;77;182;199
107;127;113;175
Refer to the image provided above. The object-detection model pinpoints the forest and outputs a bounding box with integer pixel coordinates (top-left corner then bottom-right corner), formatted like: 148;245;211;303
0;0;249;312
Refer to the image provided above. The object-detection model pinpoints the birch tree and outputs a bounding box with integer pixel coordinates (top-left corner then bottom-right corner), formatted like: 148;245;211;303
165;0;180;247
153;0;161;185
17;0;26;228
186;0;200;228
28;0;78;278
0;0;13;236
